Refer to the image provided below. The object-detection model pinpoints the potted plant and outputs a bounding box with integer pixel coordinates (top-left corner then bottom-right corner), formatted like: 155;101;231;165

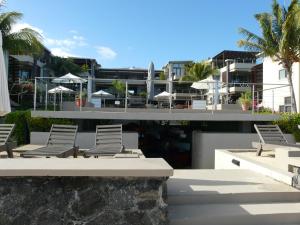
239;91;252;111
75;89;87;107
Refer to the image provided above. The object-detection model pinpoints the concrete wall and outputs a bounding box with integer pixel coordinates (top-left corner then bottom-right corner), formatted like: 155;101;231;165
263;57;300;112
192;131;295;169
31;132;139;149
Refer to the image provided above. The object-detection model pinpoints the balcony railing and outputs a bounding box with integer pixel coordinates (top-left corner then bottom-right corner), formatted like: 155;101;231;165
31;77;291;114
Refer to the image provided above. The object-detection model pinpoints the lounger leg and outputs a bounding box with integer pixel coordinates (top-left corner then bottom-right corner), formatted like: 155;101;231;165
73;147;79;158
256;145;263;156
6;144;13;158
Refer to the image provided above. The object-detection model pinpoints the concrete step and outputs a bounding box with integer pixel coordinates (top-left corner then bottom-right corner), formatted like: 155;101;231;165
169;202;300;225
168;191;300;205
168;169;300;205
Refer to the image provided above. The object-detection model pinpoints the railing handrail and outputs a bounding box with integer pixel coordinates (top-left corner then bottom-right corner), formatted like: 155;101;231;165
33;77;290;87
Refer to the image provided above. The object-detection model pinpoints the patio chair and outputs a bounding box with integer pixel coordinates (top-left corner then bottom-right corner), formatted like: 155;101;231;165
0;124;15;158
252;124;299;156
84;124;125;157
21;124;79;158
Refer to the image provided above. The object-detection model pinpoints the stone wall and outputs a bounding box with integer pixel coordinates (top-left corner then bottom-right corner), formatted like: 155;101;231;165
0;177;168;225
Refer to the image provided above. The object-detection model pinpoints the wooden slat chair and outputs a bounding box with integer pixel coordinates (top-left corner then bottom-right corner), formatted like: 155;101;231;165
21;124;79;158
84;124;125;157
0;124;15;158
253;124;299;156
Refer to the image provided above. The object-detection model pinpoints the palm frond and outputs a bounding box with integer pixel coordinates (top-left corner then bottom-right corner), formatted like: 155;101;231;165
4;27;43;54
0;11;22;36
180;61;215;82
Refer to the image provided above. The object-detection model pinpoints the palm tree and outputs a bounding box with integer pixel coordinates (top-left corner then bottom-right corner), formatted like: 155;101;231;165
112;80;126;97
0;11;43;72
180;61;216;82
238;0;300;113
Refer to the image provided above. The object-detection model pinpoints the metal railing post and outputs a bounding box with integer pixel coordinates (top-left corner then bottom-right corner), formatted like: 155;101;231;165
34;78;37;111
125;81;128;112
80;82;82;111
169;81;172;113
45;82;48;110
257;90;259;113
53;93;56;111
252;84;255;114
212;81;215;115
272;90;274;114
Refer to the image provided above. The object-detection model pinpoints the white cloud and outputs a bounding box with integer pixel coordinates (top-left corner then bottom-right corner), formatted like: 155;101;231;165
96;46;117;60
50;48;79;58
45;35;87;49
11;22;44;37
45;38;76;48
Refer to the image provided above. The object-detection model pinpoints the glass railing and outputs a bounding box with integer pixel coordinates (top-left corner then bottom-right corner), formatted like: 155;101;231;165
30;77;291;114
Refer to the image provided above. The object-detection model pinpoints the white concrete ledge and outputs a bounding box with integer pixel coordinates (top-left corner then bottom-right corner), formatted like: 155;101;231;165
215;149;294;186
0;158;173;177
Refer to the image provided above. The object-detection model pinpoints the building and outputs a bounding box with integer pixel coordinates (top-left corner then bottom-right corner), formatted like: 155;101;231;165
163;60;193;81
8;46;52;83
70;57;100;101
94;67;163;97
208;50;259;106
263;58;299;112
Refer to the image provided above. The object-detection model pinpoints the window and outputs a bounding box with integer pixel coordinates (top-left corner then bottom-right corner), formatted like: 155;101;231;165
279;69;287;80
172;64;183;77
284;97;291;104
279;105;285;113
285;106;292;112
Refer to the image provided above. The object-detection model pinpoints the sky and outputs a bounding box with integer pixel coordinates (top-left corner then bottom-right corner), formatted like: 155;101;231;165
6;0;289;69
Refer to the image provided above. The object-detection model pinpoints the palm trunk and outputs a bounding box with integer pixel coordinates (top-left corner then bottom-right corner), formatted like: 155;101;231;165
286;68;297;113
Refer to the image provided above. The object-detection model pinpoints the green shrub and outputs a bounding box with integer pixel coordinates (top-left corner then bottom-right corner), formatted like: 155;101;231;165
257;107;273;114
27;116;74;132
274;113;300;141
4;111;75;145
4;111;30;145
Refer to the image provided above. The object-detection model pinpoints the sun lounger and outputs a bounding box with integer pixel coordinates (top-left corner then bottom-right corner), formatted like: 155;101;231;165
84;124;125;157
252;124;300;156
0;124;15;158
21;124;78;158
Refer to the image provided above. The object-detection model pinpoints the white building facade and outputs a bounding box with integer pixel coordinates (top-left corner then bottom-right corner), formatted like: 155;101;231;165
263;57;300;112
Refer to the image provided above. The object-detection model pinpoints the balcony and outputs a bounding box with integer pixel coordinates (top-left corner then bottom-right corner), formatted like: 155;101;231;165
29;77;291;121
220;60;256;73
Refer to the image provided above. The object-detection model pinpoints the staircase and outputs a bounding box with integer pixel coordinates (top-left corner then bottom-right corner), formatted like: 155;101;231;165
168;169;300;225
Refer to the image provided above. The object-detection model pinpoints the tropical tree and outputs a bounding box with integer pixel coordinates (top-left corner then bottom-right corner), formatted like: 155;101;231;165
0;11;43;59
238;0;300;113
47;56;83;77
0;10;43;78
180;61;216;82
112;80;126;97
159;71;166;80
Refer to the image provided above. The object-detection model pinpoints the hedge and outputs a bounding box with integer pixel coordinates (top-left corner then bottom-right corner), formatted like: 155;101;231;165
273;113;300;142
4;111;74;145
